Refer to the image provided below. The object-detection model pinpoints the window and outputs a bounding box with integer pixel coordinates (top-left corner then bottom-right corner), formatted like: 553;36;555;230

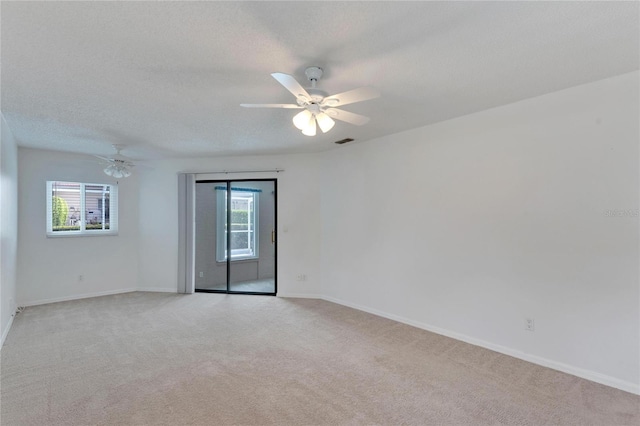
46;181;118;236
216;187;259;261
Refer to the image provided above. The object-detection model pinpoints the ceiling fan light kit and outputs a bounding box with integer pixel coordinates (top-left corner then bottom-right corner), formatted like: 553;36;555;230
293;109;313;130
241;66;380;136
104;163;132;178
96;144;135;178
315;112;335;133
301;120;317;136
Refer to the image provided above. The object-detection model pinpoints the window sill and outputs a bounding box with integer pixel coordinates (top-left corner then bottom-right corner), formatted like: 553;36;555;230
216;256;259;264
47;231;119;238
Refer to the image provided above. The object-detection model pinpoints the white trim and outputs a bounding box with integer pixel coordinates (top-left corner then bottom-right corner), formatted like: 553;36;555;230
46;231;119;238
277;293;322;299
1;311;16;349
21;288;137;307
22;288;180;306
137;287;178;293
321;295;640;396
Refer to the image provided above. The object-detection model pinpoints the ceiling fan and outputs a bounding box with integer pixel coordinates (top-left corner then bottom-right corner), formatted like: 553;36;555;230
241;66;380;136
94;144;135;178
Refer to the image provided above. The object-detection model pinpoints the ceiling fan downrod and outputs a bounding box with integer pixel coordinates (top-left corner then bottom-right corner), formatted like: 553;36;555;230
305;66;323;89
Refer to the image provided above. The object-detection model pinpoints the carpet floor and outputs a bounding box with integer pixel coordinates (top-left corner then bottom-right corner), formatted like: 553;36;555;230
1;292;638;425
196;278;275;293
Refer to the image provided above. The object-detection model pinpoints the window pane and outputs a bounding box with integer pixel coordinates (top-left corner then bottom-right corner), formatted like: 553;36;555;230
231;231;250;252
229;191;255;257
215;188;257;260
51;181;81;232
85;184;110;231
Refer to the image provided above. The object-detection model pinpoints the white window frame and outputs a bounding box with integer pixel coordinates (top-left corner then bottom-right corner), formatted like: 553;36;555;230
216;189;259;262
46;181;118;237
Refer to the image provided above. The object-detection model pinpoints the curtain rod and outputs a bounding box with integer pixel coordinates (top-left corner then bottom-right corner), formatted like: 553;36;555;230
186;168;285;174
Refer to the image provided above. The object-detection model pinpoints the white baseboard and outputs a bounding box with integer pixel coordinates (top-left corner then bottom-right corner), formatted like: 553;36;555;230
1;311;16;349
21;288;180;307
277;292;322;299
136;287;178;293
321;295;640;396
21;288;138;307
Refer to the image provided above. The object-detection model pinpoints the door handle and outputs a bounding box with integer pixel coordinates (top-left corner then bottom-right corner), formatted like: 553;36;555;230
271;229;275;244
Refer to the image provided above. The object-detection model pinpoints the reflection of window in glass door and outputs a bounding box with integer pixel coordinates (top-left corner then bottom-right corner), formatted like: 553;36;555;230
195;180;276;295
216;188;259;261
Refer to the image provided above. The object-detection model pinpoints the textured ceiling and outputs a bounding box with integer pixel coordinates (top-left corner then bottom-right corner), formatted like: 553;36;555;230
1;1;638;160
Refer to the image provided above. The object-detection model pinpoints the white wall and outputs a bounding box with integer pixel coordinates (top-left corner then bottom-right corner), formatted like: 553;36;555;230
320;71;640;393
17;148;139;305
137;154;322;297
1;114;19;346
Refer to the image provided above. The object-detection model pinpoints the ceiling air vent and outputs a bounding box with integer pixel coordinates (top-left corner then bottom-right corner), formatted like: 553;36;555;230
334;138;355;145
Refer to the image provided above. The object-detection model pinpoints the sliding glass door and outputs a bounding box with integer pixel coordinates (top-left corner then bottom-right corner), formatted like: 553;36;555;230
194;179;276;295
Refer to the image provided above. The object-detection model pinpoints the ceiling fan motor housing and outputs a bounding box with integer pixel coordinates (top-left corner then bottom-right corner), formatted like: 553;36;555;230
305;66;323;83
306;88;327;104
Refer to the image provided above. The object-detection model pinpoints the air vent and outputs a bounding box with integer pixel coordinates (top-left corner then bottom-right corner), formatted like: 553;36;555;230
334;138;355;145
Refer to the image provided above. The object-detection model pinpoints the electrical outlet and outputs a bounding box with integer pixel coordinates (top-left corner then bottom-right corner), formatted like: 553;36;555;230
296;274;306;282
78;275;84;282
525;318;535;332
199;272;204;278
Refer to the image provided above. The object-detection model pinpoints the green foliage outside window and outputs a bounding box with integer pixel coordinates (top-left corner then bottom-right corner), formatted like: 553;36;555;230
231;210;248;224
52;196;69;227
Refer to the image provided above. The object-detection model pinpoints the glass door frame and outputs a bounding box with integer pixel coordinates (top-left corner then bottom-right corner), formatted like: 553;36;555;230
194;178;277;296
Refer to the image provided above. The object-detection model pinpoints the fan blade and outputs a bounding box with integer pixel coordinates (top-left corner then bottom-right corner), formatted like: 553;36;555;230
271;73;311;100
93;155;113;162
324;108;370;126
322;87;380;107
240;103;302;109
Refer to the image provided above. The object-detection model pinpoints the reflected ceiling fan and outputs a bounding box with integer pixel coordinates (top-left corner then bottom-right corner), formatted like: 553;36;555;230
94;144;135;178
241;66;380;136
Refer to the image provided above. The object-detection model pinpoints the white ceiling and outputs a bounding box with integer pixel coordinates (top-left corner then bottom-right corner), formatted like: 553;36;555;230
1;1;638;160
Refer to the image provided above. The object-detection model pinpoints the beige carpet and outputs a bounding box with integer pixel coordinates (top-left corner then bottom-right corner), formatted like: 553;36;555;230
1;292;638;425
196;278;276;293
